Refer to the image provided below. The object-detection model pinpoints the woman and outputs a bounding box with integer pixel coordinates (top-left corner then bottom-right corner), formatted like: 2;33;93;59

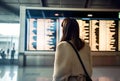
52;18;92;81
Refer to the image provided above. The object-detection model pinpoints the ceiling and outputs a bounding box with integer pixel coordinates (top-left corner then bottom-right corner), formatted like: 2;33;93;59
0;0;120;23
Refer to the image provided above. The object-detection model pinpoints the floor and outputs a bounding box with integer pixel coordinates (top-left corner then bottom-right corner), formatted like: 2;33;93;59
0;65;120;81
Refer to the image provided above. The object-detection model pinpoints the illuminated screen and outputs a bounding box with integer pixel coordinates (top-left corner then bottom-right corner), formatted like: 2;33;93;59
25;9;119;51
60;19;118;51
27;18;57;51
88;20;118;51
119;12;120;18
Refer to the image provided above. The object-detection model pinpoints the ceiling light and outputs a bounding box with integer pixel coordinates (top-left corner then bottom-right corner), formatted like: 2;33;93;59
87;14;93;17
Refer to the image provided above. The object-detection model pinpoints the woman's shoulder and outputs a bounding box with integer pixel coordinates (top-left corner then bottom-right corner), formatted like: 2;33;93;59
57;41;68;47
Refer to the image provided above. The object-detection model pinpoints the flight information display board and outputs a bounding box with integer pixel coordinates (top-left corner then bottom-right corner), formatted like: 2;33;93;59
24;8;120;52
27;18;56;51
59;19;118;51
90;20;118;51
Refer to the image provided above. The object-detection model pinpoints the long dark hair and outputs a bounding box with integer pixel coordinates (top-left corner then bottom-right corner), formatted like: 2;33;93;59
61;18;85;51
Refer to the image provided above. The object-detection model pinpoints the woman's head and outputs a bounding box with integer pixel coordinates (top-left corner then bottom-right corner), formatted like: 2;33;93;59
61;18;85;50
61;17;79;41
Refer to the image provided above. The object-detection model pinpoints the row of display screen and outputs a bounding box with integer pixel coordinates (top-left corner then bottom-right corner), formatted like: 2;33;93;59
24;9;120;51
26;18;119;51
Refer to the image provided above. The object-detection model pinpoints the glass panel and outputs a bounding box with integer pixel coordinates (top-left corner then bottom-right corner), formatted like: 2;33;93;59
0;23;20;59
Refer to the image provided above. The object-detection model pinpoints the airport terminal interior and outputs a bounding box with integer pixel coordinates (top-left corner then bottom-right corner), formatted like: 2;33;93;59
0;0;120;81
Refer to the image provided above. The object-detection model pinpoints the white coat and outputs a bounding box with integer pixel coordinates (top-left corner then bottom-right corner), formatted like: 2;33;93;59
53;41;92;81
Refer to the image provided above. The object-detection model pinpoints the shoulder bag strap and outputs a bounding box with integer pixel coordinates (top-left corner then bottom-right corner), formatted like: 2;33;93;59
67;41;90;78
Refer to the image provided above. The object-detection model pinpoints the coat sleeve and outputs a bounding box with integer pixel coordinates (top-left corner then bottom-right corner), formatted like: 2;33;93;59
52;42;72;81
86;44;93;77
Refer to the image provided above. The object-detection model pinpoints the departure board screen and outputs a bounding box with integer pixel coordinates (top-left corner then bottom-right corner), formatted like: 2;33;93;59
27;18;56;51
59;19;118;51
79;19;118;51
25;9;119;51
90;20;118;51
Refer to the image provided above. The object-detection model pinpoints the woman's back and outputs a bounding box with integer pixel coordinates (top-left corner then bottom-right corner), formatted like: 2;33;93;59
53;41;92;81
